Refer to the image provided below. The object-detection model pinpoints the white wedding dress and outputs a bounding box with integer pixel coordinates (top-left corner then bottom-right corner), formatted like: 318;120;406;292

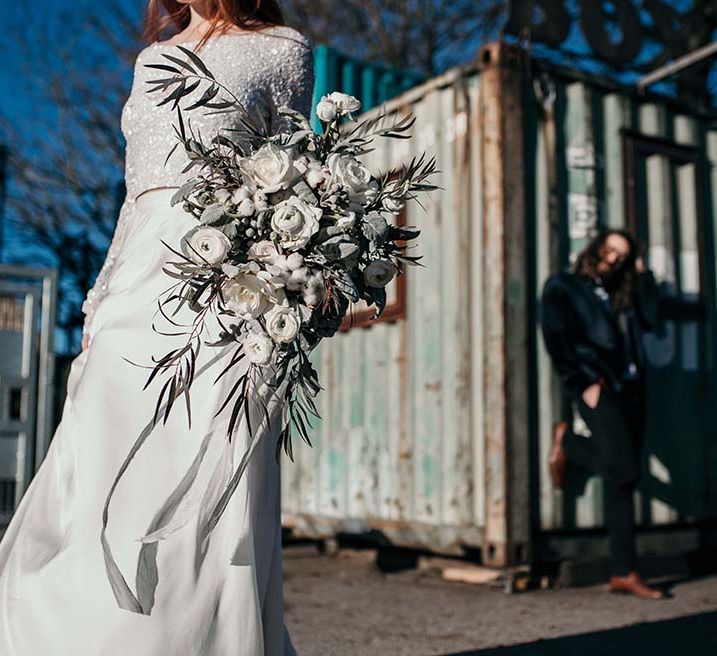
0;25;313;656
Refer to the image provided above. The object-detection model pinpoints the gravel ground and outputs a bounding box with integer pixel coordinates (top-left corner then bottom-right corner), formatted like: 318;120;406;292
283;544;717;656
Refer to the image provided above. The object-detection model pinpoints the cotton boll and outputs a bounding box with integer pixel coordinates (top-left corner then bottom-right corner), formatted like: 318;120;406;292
237;198;255;217
231;187;252;204
273;254;290;271
286;253;304;271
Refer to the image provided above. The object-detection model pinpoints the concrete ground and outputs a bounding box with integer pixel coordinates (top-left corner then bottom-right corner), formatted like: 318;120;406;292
283;544;717;656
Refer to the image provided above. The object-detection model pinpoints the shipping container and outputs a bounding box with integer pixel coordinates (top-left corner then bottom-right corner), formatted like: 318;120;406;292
282;42;717;567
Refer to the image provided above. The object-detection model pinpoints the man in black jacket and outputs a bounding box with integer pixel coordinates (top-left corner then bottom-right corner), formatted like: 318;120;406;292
540;228;664;600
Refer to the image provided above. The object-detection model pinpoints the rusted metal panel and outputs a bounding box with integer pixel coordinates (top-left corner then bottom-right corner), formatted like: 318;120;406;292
281;59;492;555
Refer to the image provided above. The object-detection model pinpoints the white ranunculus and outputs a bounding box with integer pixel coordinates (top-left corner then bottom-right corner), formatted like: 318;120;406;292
363;259;396;287
264;304;301;343
243;143;298;193
223;264;278;319
184;227;231;265
327;92;361;115
271;197;322;251
316;97;337;122
326;153;372;199
247;240;280;264
382;196;404;214
244;331;274;365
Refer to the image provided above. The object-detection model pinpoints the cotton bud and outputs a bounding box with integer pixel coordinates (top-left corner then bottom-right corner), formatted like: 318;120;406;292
253;189;269;211
231;187;252;204
273;254;290;271
286;252;304;271
286;267;309;291
237;198;255;217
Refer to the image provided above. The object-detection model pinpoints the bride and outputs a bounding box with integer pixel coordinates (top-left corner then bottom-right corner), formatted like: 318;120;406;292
0;1;314;654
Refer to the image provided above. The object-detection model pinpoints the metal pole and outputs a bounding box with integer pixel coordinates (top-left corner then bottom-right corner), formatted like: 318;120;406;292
636;41;717;91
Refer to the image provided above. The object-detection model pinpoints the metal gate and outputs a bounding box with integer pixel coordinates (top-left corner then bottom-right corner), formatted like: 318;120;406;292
0;265;57;525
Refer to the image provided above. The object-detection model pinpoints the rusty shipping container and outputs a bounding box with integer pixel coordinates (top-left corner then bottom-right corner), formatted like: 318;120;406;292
281;42;717;567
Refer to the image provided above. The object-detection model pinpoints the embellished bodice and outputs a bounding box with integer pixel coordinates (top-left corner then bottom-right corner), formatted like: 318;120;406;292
81;26;315;336
123;26;314;201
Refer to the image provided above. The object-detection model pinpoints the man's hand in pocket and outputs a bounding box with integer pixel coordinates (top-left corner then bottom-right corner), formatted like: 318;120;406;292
582;382;602;409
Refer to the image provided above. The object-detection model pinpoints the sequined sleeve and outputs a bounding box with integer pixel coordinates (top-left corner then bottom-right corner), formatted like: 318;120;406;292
267;32;315;134
81;196;134;337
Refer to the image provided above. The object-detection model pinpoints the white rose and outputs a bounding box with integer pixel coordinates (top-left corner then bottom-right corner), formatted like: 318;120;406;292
327;92;361;115
248;240;280;264
316;97;337;122
271;197;322;251
243;331;274;365
184;226;231;265
264;304;301;343
363;259;396;287
243;143;298;193
326;153;372;199
223;265;277;319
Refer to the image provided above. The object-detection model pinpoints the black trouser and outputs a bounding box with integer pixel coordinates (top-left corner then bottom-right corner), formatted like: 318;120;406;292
563;379;646;577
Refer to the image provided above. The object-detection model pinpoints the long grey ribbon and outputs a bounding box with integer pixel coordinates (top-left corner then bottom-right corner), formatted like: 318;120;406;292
101;352;287;615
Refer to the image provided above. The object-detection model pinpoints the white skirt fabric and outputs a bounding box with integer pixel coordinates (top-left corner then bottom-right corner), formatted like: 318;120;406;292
0;189;296;655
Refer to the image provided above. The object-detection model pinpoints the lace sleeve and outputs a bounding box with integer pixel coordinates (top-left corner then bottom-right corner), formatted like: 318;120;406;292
81;196;135;337
268;31;315;134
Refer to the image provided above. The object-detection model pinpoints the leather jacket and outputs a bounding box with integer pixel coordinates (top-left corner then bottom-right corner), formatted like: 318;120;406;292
540;269;660;399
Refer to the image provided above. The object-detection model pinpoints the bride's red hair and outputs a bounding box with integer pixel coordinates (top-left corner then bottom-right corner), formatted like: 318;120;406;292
144;0;285;48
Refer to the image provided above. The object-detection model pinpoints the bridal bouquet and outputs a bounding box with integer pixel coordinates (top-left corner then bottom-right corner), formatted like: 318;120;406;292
142;45;437;461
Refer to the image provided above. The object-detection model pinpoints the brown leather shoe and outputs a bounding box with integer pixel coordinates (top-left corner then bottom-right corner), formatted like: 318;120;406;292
609;571;664;600
548;421;569;488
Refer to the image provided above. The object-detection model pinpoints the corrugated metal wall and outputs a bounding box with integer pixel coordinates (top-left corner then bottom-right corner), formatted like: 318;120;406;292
282;42;717;560
282;65;486;553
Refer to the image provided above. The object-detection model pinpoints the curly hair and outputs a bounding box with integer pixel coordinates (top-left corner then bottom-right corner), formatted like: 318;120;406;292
572;229;639;311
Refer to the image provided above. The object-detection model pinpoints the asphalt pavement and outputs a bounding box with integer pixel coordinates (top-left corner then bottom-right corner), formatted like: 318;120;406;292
283;544;717;655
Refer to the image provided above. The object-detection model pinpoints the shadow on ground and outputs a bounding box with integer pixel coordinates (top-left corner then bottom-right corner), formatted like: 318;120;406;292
444;610;717;656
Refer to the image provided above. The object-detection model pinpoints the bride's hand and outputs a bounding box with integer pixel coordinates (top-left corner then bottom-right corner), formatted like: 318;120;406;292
82;333;91;352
